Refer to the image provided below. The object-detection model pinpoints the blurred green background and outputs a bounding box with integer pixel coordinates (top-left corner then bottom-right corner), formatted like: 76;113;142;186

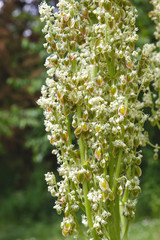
0;0;160;239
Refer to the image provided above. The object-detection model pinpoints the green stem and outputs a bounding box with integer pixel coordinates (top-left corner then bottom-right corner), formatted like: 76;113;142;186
115;193;120;240
110;50;115;78
147;140;160;149
109;134;114;188
108;202;119;240
108;134;118;240
121;166;131;239
77;105;100;240
122;220;129;240
112;149;123;195
66;115;72;145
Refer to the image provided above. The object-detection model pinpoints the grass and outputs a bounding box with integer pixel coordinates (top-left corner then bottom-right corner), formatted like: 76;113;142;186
0;218;160;240
129;218;160;240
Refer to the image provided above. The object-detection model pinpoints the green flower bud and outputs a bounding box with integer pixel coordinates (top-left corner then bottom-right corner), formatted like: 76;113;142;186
109;192;114;201
153;152;158;160
103;2;112;12
74;126;82;137
95;148;102;160
135;165;142;177
81;122;88;132
85;171;92;180
77;172;85;183
99;179;109;191
62;229;68;237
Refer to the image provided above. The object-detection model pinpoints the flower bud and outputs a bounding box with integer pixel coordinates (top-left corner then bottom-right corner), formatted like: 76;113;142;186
50;55;58;66
85;171;92;180
110;85;117;96
118;105;126;117
103;2;112;12
46;35;52;43
83;159;90;170
132;187;141;197
95;148;102;160
127;73;134;83
81;122;88;132
77;172;85;183
96;76;103;87
57;208;62;215
102;191;109;202
120;9;125;19
51;41;56;50
95;39;101;48
57;196;65;204
50;136;55;145
74;126;82;137
99;179;109;191
153;153;158;160
114;12;121;22
83;111;88;120
121;84;127;93
108;19;114;29
65;209;69;217
100;159;106;168
135;165;142;177
89;87;94;93
64;58;70;67
126;61;133;69
49;187;56;197
118;21;123;29
55;133;60;141
62;229;68;237
109;191;114;201
117;185;123;196
72;119;77;128
47;46;52;54
64;222;71;232
60;132;68;142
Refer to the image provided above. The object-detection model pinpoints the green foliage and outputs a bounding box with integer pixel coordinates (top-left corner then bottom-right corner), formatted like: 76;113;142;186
0;164;54;224
129;218;160;240
132;0;155;47
0;0;51;163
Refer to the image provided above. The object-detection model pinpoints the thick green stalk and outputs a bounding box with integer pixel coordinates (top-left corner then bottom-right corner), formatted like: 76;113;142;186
112;149;123;195
109;139;123;240
115;193;121;240
122;220;129;240
108;202;118;240
108;134;114;188
66;115;72;145
121;166;131;240
108;131;118;240
77;105;100;240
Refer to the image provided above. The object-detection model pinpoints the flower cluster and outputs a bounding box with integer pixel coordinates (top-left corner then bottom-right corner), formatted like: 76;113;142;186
147;0;160;130
38;0;159;239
